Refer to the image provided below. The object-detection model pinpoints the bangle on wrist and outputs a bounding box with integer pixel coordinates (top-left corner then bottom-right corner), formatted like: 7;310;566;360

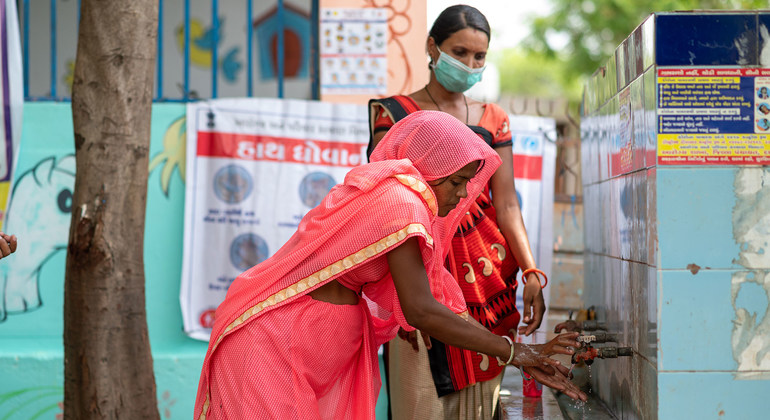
496;335;515;366
521;268;548;288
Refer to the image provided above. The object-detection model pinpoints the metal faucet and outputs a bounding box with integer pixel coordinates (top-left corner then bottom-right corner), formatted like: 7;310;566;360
571;345;633;365
577;331;617;344
580;320;607;331
554;319;607;333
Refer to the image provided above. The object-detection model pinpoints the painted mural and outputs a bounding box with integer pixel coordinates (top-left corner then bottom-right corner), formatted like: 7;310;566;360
0;102;394;419
27;0;314;100
0;155;74;321
149;116;186;197
361;0;414;95
0;103;206;419
0;386;63;419
175;17;243;84
254;3;311;80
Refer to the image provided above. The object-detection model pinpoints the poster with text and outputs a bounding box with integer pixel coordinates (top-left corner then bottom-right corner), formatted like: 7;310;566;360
320;8;387;95
508;115;557;345
181;100;556;342
181;98;368;340
657;67;770;165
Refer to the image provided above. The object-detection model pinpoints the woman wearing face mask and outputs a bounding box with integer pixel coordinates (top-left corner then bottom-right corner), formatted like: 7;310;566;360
367;5;548;419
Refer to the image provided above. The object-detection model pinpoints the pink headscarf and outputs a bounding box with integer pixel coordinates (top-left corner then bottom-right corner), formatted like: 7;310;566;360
369;110;500;262
194;110;501;419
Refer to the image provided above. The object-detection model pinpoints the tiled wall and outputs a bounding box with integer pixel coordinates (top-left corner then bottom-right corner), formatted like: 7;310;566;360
551;201;585;311
582;11;770;420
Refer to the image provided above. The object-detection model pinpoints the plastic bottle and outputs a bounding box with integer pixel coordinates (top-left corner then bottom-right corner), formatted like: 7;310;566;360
522;370;542;397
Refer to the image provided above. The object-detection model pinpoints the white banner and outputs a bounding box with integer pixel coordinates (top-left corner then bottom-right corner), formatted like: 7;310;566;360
508;115;557;344
181;98;368;340
181;100;556;342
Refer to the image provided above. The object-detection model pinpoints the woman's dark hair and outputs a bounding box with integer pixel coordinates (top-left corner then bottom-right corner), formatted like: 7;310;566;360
428;5;490;46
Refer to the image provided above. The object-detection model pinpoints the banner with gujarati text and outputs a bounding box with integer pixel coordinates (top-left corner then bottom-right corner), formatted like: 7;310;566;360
181;98;369;340
181;98;555;342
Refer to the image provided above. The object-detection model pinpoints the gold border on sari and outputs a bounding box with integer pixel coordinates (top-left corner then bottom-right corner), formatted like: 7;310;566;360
394;174;437;215
198;222;433;420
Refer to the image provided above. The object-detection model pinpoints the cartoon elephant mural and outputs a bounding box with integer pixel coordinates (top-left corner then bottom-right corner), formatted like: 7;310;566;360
0;155;74;321
0;113;185;322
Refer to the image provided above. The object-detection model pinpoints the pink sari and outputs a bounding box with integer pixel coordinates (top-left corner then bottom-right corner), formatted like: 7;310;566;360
194;111;502;419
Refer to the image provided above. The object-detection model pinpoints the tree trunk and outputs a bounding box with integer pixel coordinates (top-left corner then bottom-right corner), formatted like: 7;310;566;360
64;1;159;418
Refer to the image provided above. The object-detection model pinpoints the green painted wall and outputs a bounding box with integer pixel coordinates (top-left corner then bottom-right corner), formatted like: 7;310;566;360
0;102;207;419
0;102;388;419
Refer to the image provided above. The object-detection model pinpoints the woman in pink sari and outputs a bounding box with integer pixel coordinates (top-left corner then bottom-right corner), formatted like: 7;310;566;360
194;111;586;419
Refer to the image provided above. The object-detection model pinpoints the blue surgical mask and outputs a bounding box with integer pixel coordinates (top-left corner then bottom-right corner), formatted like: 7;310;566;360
431;47;485;92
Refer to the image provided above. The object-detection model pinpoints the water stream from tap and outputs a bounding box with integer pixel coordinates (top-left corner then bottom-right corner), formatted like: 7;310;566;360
587;365;592;393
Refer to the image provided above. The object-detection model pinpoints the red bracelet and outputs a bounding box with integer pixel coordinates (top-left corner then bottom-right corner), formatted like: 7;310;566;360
521;268;548;288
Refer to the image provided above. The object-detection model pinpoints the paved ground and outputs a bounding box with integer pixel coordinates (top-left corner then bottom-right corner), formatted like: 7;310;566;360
499;308;568;419
498;309;617;420
500;365;565;419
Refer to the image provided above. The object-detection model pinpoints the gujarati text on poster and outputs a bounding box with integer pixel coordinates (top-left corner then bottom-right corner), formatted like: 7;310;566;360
657;67;770;165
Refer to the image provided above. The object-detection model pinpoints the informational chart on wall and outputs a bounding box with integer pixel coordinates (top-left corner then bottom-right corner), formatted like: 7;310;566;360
181;98;368;340
657;67;770;165
319;8;387;95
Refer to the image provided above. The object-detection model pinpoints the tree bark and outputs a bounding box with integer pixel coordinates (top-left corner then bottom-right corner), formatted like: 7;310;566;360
65;1;159;418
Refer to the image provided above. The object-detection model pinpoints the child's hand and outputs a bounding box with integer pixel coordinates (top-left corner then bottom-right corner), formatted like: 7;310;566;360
0;232;17;258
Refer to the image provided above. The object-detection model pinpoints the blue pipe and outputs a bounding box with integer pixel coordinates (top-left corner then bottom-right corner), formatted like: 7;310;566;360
22;0;28;98
183;0;190;100
311;0;319;100
247;0;253;97
50;0;56;99
211;0;218;98
276;0;284;98
156;0;163;99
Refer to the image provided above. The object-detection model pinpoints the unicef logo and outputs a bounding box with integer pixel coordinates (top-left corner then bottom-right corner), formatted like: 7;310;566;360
213;165;253;204
230;233;269;271
299;172;336;208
